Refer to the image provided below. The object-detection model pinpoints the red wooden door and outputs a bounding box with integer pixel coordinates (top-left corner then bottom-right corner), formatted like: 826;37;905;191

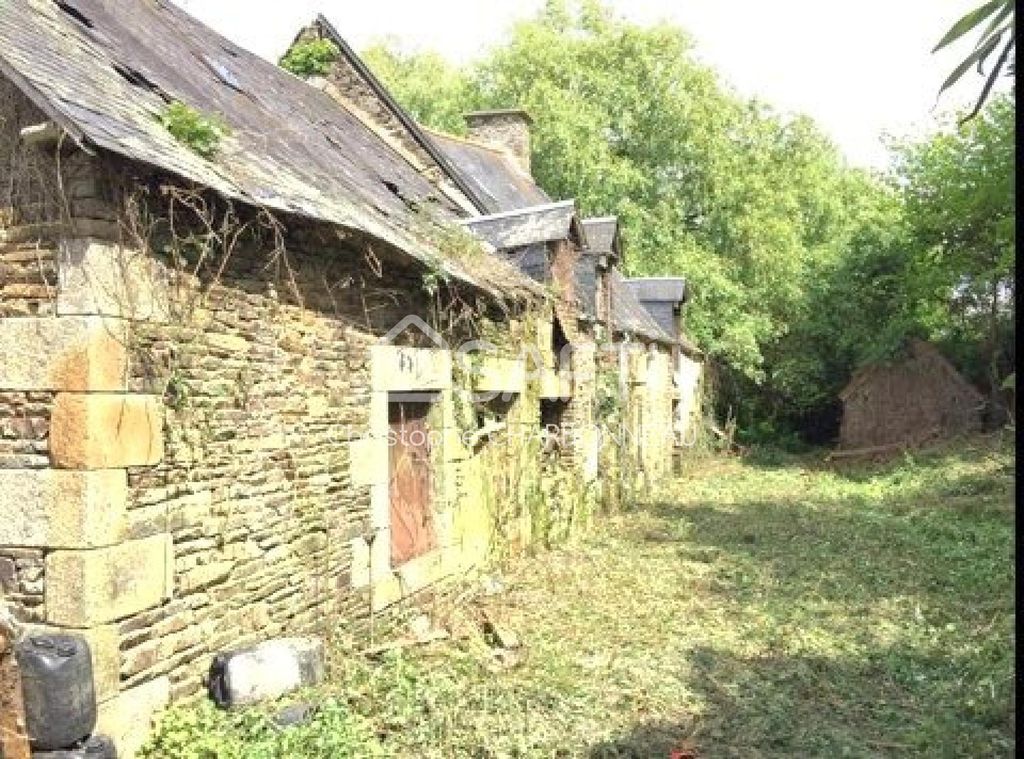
389;400;436;565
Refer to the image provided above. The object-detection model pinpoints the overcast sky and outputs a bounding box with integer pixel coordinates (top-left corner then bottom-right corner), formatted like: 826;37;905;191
174;0;1008;169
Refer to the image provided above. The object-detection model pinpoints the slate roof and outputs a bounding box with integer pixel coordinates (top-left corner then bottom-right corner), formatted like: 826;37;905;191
625;277;687;304
299;15;490;216
0;0;538;299
581;217;620;259
425;126;551;214
609;269;674;344
460;201;585;251
625;277;701;355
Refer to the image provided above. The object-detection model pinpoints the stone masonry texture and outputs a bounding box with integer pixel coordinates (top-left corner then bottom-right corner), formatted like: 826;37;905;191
0;66;698;756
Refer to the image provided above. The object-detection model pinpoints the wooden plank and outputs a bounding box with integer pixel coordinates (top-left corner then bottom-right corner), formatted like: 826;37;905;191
826;427;941;460
19;121;61;147
826;442;907;460
389;400;437;566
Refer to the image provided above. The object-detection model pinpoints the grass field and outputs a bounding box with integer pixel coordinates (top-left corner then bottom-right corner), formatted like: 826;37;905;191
144;431;1015;758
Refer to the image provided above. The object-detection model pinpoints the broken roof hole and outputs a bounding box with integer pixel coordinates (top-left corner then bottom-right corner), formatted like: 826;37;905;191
53;0;94;28
202;55;243;91
383;180;401;196
112;62;160;93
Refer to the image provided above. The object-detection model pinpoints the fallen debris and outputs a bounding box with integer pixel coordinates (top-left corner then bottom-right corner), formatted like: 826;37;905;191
479;575;505;596
407;614;433;641
272;702;317;729
360;629;450;658
208;637;325;709
29;734;117;758
487;646;526;671
481;614;521;650
438;607;479;642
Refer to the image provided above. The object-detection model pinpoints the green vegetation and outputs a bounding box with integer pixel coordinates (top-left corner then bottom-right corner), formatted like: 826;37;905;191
143;433;1015;757
141;699;382;759
279;39;340;78
889;96;1015;405
933;0;1015;122
363;0;1015;443
161;101;227;159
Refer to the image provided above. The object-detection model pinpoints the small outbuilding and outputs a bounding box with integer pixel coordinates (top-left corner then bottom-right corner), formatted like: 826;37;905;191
838;339;985;450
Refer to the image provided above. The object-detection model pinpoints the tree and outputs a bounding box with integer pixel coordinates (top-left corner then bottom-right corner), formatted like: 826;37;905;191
364;0;1011;441
361;44;481;134
934;0;1015;123
890;94;1015;417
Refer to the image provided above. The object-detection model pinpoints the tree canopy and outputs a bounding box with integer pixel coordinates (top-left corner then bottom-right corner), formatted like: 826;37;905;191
364;0;1015;443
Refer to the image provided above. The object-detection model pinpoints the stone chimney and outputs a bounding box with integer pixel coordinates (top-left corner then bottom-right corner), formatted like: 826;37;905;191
464;109;533;176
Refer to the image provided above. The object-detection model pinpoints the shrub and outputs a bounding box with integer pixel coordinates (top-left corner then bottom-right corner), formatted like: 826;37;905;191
161;102;227;159
279;40;340;78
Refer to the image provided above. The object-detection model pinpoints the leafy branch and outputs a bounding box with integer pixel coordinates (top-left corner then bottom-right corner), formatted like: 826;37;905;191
933;0;1015;124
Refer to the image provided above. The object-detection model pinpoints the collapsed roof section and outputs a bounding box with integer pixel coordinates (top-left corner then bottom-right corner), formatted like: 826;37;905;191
0;0;540;300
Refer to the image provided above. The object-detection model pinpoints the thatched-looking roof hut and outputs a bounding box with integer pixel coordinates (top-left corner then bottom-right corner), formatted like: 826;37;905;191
838;339;984;450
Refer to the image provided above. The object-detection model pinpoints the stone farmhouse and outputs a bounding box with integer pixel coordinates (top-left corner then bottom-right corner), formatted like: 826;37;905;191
296;14;704;486
0;1;702;753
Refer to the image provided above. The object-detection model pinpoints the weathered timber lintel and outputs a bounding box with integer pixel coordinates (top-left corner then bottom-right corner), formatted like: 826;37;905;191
19;120;62;147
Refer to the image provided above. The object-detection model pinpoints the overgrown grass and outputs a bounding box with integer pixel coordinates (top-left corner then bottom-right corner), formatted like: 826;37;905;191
143;432;1015;757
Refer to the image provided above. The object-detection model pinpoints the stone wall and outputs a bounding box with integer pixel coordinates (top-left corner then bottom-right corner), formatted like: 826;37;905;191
0;548;45;624
0;74;695;756
536;240;600;539
608;339;683;494
0;240;56;317
0;144;597;755
641;345;676;482
465;111;533;176
0;390;53;470
675;351;704;447
109;224;567;710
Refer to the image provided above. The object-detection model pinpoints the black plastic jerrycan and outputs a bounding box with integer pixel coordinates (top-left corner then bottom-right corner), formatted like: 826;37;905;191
31;735;117;759
15;634;97;751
